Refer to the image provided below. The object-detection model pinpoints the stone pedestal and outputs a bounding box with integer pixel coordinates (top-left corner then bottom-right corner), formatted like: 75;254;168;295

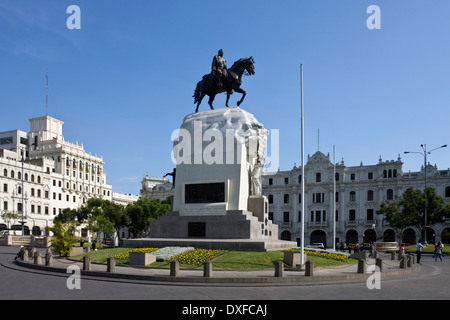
129;252;156;266
147;107;296;251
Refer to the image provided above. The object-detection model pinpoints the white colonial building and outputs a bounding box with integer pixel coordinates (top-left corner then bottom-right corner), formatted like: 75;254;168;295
263;151;450;247
0;115;115;235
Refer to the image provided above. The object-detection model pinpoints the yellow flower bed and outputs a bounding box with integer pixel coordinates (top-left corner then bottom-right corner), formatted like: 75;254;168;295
283;248;348;261
111;248;159;261
167;248;227;266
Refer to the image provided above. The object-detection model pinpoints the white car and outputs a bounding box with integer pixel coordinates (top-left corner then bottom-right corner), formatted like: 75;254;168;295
306;243;325;249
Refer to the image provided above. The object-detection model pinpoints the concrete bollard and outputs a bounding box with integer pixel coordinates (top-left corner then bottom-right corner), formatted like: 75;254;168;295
274;261;284;278
305;260;314;277
107;257;116;273
203;260;213;278
170;260;180;277
34;252;42;265
21;248;28;262
83;255;91;271
391;252;396;260
30;247;36;259
357;259;366;274
45;252;53;267
407;255;412;268
376;258;383;272
400;257;407;269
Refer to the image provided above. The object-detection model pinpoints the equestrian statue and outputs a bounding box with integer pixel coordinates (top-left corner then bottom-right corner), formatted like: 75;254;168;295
193;49;255;113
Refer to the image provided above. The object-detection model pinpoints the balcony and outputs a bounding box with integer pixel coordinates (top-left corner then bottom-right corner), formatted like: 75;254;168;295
308;221;328;228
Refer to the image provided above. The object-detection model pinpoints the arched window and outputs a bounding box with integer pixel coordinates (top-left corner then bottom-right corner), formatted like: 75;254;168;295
335;172;339;181
10;170;14;178
284;194;289;204
3;169;7;177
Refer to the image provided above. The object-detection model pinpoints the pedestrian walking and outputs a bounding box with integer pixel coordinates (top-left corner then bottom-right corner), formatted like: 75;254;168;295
416;241;427;264
435;241;444;262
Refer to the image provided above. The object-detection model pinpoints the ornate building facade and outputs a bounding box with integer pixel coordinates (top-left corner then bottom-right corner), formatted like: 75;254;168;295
0;115;114;235
262;151;450;247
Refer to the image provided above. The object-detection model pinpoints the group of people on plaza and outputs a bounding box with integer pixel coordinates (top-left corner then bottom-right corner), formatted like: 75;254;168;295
407;240;445;264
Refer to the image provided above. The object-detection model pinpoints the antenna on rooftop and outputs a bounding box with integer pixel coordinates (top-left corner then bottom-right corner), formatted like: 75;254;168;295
46;69;48;116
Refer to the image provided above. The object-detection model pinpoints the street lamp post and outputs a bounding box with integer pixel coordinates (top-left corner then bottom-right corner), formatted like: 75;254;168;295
404;144;447;244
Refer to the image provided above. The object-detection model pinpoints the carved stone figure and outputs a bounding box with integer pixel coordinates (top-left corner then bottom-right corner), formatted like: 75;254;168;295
250;159;263;196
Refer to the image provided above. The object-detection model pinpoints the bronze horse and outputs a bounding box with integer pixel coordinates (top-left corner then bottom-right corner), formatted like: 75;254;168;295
193;57;255;112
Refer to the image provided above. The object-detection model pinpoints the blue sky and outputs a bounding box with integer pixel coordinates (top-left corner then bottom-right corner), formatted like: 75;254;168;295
1;0;450;195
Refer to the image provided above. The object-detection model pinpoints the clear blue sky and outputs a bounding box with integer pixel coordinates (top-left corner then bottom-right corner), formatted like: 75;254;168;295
1;0;450;195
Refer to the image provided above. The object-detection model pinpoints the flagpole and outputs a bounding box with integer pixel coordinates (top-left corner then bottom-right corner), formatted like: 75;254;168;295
333;145;336;251
300;64;305;266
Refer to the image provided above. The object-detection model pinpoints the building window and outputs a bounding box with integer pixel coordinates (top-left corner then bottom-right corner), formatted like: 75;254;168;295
350;173;355;181
284;194;289;204
283;212;290;223
298;193;301;203
313;193;324;203
350;191;356;202
446;186;450;198
335;172;339;181
268;212;273;221
335;191;339;202
298;175;302;183
284;177;289;184
3;184;7;192
316;173;321;182
349;209;356;221
387;189;394;200
268;194;273;204
367;209;374;221
367;190;374;201
268;178;273;185
368;172;373;179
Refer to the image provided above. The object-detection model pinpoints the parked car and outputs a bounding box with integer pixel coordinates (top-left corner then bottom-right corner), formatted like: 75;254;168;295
306;243;325;249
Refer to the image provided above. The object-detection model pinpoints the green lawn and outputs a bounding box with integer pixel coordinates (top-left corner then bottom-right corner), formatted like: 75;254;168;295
404;244;450;254
70;247;357;269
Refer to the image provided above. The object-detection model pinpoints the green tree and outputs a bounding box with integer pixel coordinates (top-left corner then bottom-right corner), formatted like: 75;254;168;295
83;198;127;246
126;197;170;238
46;219;79;257
377;187;450;241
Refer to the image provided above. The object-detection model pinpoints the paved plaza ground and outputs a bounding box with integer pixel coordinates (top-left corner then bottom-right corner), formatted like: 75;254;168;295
0;245;448;304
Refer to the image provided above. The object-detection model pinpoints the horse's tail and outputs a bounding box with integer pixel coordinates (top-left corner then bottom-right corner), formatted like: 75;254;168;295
193;82;200;104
